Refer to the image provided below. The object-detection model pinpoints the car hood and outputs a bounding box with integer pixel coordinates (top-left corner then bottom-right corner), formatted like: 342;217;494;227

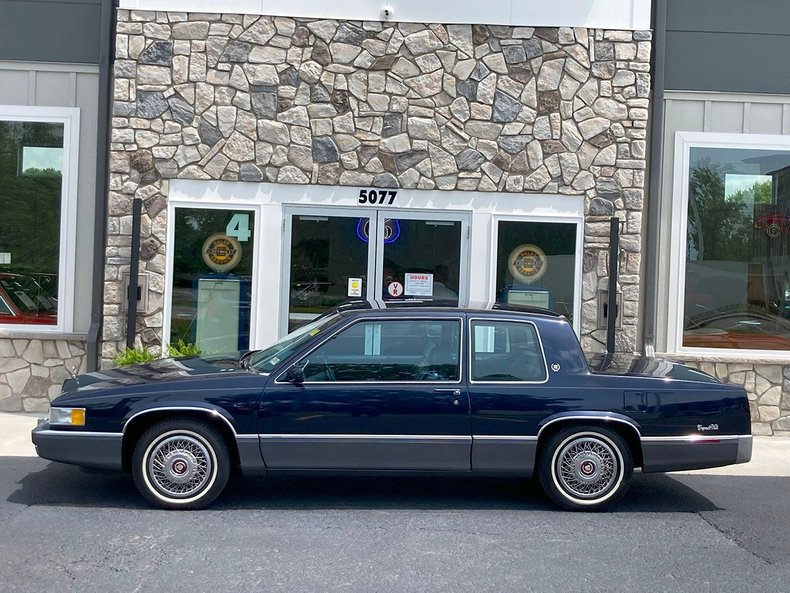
62;353;250;392
586;353;721;383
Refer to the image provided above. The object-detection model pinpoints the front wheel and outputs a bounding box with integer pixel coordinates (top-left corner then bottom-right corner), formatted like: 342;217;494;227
132;419;230;510
538;426;633;511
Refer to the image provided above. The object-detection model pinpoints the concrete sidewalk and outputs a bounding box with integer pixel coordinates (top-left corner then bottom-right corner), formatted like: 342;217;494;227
0;412;788;476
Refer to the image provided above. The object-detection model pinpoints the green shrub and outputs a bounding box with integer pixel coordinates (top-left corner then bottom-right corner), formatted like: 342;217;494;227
113;346;156;366
165;340;201;358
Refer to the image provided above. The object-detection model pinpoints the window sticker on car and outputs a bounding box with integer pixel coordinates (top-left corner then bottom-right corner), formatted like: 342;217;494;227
308;328;321;336
268;356;280;366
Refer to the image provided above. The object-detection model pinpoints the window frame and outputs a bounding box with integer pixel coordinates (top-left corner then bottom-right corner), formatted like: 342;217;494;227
468;317;549;384
275;316;465;385
668;130;790;359
0;105;80;333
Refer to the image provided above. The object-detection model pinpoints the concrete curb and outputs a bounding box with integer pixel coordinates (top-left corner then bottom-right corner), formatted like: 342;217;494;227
1;413;789;476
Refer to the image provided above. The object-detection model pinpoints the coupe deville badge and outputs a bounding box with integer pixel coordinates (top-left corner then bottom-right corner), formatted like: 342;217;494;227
508;244;548;283
202;233;242;272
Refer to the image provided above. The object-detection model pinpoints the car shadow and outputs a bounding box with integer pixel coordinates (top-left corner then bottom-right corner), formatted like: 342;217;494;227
5;458;720;513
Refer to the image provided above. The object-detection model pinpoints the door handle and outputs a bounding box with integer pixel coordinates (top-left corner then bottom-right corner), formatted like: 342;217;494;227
434;388;461;395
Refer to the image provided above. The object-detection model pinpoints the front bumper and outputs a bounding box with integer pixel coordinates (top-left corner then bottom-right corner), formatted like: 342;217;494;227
641;434;752;473
31;419;124;471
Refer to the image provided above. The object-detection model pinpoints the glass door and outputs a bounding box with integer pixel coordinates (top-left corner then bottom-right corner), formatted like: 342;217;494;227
283;207;469;334
374;211;469;307
284;208;374;333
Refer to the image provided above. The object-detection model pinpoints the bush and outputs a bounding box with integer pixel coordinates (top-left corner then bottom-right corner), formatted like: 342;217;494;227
113;347;156;366
165;340;201;358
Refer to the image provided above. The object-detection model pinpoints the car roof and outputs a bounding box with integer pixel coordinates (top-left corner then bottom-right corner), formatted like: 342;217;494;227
331;299;563;319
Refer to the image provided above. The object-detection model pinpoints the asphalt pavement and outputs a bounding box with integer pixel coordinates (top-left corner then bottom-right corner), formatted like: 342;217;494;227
2;412;790;592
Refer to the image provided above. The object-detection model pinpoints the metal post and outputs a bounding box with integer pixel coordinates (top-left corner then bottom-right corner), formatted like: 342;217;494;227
606;217;620;355
125;198;142;348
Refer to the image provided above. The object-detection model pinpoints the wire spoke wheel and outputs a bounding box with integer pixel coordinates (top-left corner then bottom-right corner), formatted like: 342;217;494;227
133;420;230;510
539;426;633;511
555;436;618;499
147;434;213;499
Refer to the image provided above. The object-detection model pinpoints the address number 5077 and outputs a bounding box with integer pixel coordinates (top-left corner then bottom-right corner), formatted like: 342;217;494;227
358;189;397;205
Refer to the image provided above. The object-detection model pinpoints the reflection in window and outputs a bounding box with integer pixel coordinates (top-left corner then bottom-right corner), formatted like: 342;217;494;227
684;146;790;350
0;120;64;325
471;320;546;382
169;208;255;354
495;221;577;322
299;319;461;382
288;215;369;332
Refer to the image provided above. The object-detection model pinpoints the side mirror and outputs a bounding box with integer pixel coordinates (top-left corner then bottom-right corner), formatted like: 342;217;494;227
285;365;304;385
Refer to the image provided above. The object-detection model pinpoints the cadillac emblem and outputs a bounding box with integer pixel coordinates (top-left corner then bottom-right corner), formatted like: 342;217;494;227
508;244;547;283
202;233;242;272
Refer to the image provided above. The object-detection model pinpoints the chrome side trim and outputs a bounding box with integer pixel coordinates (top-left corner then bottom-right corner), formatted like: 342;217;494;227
472;435;538;442
123;407;238;436
259;433;471;442
536;415;642;439
33;430;123;438
235;435;259;441
641;435;743;443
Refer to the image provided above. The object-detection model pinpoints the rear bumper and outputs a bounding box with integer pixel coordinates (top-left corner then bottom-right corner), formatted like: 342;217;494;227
641;434;752;473
31;420;124;471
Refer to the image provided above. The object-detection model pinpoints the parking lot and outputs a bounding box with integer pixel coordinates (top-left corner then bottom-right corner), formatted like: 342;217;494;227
2;446;790;593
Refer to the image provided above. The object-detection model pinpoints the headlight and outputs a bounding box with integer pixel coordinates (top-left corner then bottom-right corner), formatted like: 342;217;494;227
49;407;86;426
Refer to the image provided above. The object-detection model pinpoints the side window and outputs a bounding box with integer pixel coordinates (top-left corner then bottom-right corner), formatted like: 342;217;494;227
471;320;546;382
299;319;461;382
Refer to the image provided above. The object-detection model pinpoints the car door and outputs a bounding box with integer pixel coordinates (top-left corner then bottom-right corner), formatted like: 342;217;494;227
259;316;471;471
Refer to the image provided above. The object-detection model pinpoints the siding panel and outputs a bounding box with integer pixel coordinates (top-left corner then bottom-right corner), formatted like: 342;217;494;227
0;0;101;64
665;31;790;95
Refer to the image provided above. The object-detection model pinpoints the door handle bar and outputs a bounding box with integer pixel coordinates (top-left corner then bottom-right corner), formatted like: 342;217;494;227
434;388;461;395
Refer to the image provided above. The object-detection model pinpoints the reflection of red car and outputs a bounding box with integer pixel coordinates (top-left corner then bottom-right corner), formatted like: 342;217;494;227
0;273;57;325
754;214;790;238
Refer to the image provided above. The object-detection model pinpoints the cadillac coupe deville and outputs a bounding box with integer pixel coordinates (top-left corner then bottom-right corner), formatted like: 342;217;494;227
32;303;752;511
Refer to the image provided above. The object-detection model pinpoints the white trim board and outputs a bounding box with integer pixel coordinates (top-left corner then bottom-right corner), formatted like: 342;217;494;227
118;0;652;30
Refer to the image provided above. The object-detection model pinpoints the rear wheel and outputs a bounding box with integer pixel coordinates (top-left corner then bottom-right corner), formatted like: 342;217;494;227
538;426;633;511
132;419;230;510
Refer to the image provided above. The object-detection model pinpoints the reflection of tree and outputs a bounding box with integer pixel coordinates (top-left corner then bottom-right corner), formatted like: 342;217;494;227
0;120;63;289
687;161;761;262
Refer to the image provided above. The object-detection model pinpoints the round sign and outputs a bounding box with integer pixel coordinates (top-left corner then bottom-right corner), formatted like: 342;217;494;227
387;281;403;297
508;244;547;283
202;233;242;272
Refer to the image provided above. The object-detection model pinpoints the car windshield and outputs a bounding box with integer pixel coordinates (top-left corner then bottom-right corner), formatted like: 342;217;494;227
248;313;341;373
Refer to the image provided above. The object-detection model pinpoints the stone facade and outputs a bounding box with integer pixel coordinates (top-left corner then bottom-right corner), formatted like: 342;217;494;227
0;337;87;413
104;10;651;368
679;358;790;436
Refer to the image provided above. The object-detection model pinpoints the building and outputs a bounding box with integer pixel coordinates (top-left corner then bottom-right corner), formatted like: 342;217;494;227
99;0;651;370
649;0;790;435
0;0;112;412
27;0;790;433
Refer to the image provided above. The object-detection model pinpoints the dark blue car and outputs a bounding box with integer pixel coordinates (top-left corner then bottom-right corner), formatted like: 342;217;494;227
32;303;752;511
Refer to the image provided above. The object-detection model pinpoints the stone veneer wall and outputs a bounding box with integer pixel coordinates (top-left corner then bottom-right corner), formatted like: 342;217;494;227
104;10;651;365
0;337;87;412
679;359;790;436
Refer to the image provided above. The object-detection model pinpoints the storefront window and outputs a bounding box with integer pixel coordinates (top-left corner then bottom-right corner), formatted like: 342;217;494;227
683;145;790;351
168;208;255;354
495;221;577;322
0;119;64;326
